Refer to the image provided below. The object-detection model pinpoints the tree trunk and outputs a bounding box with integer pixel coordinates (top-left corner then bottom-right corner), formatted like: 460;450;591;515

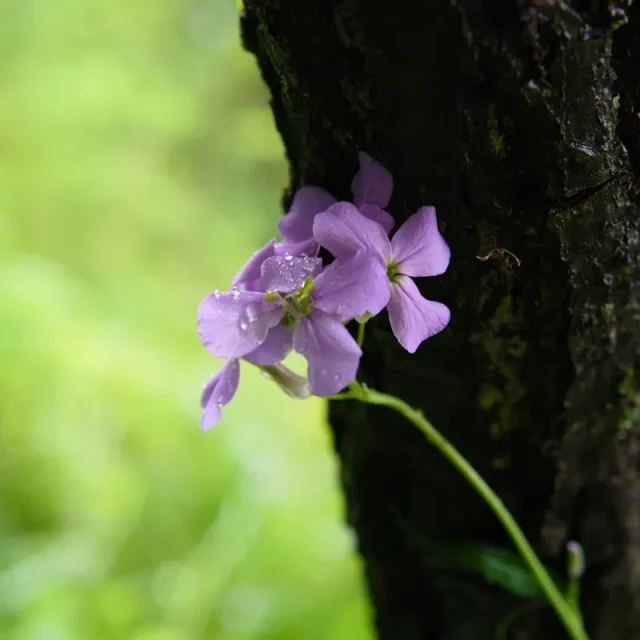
241;1;640;638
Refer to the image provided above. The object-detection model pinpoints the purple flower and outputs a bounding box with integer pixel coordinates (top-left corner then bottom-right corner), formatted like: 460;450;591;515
200;359;311;431
313;202;451;353
198;149;453;431
232;238;277;292
277;152;395;251
200;324;307;431
198;243;303;375
233;235;324;288
290;250;389;394
197;249;387;395
197;289;285;359
200;359;240;431
260;253;322;293
199;245;306;430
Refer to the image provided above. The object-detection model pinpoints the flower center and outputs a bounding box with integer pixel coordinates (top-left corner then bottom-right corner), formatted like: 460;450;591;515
386;261;401;283
267;276;314;328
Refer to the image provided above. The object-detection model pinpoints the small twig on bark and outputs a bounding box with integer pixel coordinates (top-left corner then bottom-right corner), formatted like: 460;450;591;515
476;247;521;268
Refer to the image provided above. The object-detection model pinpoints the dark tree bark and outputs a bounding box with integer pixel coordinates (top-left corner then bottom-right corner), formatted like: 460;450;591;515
241;1;640;638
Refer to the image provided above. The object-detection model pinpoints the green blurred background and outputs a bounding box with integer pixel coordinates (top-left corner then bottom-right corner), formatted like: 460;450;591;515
0;1;372;638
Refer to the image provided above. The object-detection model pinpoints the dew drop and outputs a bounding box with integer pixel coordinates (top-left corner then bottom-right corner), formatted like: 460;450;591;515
232;286;240;298
284;254;293;261
240;321;248;330
302;257;317;272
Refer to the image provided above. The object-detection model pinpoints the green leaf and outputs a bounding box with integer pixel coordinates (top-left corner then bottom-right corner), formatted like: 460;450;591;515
398;517;560;598
448;543;545;598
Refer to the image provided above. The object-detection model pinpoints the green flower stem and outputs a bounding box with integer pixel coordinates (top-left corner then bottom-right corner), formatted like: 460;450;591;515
566;578;581;620
356;322;366;348
330;382;588;640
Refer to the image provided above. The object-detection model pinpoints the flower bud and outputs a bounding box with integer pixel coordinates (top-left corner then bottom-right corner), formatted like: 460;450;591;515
260;363;311;399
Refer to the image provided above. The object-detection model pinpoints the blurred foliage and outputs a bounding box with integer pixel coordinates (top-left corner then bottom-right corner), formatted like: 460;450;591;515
0;0;372;638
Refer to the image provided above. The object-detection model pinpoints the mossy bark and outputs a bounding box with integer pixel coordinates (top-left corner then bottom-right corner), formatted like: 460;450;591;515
241;1;640;638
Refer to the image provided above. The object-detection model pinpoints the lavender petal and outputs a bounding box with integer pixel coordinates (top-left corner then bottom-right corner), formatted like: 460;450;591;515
274;237;319;258
278;186;337;244
232;238;276;291
313;202;391;260
200;403;222;431
313;250;390;321
390;206;451;277
293;312;362;396
261;254;322;294
201;359;241;407
200;359;241;431
197;290;284;358
387;276;450;353
351;151;393;209
244;324;293;365
359;203;395;235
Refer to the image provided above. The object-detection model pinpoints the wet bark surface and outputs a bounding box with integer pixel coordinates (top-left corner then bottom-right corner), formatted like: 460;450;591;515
241;1;640;638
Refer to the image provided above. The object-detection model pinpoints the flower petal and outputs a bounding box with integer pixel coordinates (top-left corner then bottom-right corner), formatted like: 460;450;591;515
293;312;361;396
313;250;390;321
278;186;337;244
200;359;240;431
359;203;395;235
387;276;450;353
351;151;393;209
200;403;221;431
390;206;450;277
244;324;293;365
197;291;284;358
274;238;319;258
313;202;391;260
260;254;322;293
232;239;276;291
201;359;240;407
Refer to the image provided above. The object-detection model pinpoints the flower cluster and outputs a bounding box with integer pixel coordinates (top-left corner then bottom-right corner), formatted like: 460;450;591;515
197;152;451;430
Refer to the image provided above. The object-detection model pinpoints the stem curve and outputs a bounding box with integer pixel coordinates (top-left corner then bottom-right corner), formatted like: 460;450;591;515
331;382;588;640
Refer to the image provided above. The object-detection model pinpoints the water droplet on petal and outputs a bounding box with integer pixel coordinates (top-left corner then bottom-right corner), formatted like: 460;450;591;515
240;321;248;330
284;254;293;261
232;286;240;298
